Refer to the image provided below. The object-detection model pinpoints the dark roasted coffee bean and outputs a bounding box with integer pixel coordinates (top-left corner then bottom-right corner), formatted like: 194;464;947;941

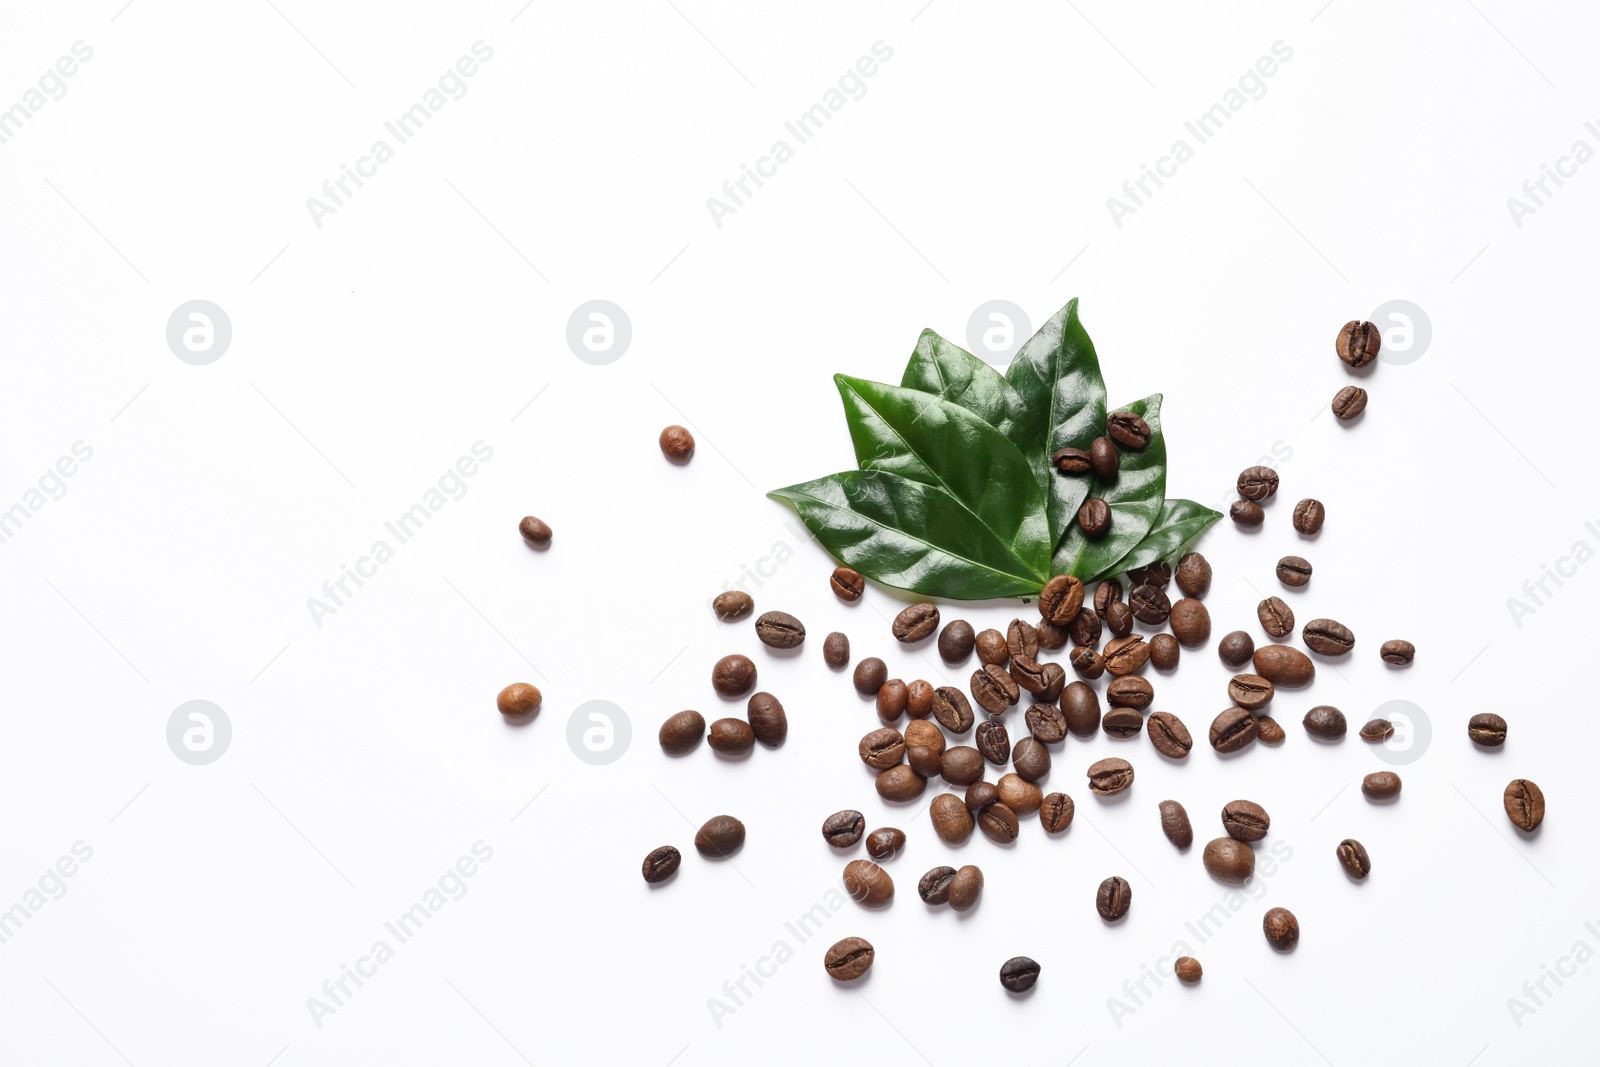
642;845;681;883
1337;319;1380;367
1175;552;1211;597
906;680;935;720
1102;707;1143;738
1210;707;1258;753
1094;579;1123;616
1359;718;1393;743
1039;662;1066;703
976;628;1009;666
1078;498;1111;539
859;727;906;770
1218;630;1255;667
938;620;976;663
965;781;1000;814
1147;712;1193;758
1276;555;1313;587
999;956;1041;993
823;632;850;670
1025;702;1068;743
904;719;944;756
830;566;865;602
1062;682;1100;737
1230;499;1264;528
1336;839;1371;879
1263;907;1299;951
1253;645;1315;687
1011;737;1051;782
1169;598;1211;648
1303;706;1347;741
823;810;866;848
948;865;984;911
1127;561;1172;588
1228;674;1274;712
695;815;746;857
918;865;957;904
1237;466;1279;502
1103;635;1150;675
747;693;787;745
1380;639;1416;665
712;590;753;621
1257;596;1295;639
1068;608;1101;648
1090;435;1120;480
1362;771;1402;801
933;686;975;734
1332;385;1368;420
998;773;1043;816
1007;619;1041;662
1292;498;1325;535
1175;957;1202;982
1129;583;1172;625
1150;633;1180;671
519;515;553;548
1107;410;1151;449
940;746;985;786
1040;792;1075;833
824;937;875;980
1096;876;1132;921
1009;655;1049;695
976;721;1011;765
876;766;927;802
1468;713;1508;747
853;657;887;696
1037;619;1070;651
1053;447;1093;475
1203;837;1255;884
1303;618;1354;657
929;794;975;844
1504;779;1545;830
659;424;695;462
712;654;757;697
755;610;806;648
1104;599;1134;637
842;859;894;907
1107;676;1154;710
1221;800;1270;842
1039;575;1086;625
1256;716;1285;744
977;801;1020;844
865;827;905;861
1087;757;1134;795
876;679;909;723
708;718;756;756
972;664;1021;714
1159;800;1193;849
907;744;943;778
658;710;706;755
893;603;940;643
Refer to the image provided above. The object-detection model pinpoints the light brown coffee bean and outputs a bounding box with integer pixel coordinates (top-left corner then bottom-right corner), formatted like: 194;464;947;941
852;657;887;696
865;827;905;861
1332;385;1368;419
1011;737;1051;783
1103;635;1150;675
1087;757;1134;795
747;692;787;746
940;746;985;786
947;865;984;910
1041;792;1075;833
931;686;975;734
1169;598;1211;648
1102;707;1143;738
1257;596;1295;639
1221;799;1270;842
1337;838;1371;879
998;773;1043;816
1210;707;1258;753
1150;633;1180;671
859;727;906;770
1147;712;1193;759
1504;779;1545;831
1253;645;1315;687
976;628;1009;666
712;590;753;621
1257;716;1285;744
1159;800;1192;849
1228;674;1274;712
842;859;894;906
497;683;543;721
876;679;908;722
1292;498;1325;535
1202;837;1255;884
906;679;935;719
1336;319;1381;367
519;516;553;548
892;603;940;643
824;936;875;980
1107;675;1154;710
929;793;975;844
1007;618;1040;661
708;718;756;756
830;566;865;601
1175;552;1211;597
903;718;945;756
1381;639;1416;665
1039;575;1085;625
1062;682;1100;738
875;765;927;802
1276;555;1313;587
823;632;850;670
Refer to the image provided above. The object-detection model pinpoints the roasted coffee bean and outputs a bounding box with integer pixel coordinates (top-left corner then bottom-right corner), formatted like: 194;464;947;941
972;664;1021;714
1037;619;1070;651
853;657;887;696
1104;600;1134;637
1175;957;1203;982
1210;707;1258;753
904;719;945;756
1256;716;1286;744
712;590;753;621
1094;579;1123;616
824;937;875;980
1025;703;1068;744
1150;633;1180;671
1107;410;1151;449
1237;466;1280;502
1276;555;1313;587
1147;712;1193;759
843;860;894;906
712;655;757;697
823;632;851;670
1202;837;1255;884
1380;639;1416;665
859;728;906;770
658;710;706;755
976;721;1011;765
948;865;984;911
1087;757;1134;795
1063;682;1101;737
498;683;542;720
1218;630;1255;667
929;793;975;844
830;566;865;602
1468;713;1508;747
1228;674;1274;712
933;687;976;734
1221;800;1270;841
747;693;787;746
1230;499;1264;528
977;628;1009;666
866;827;906;861
1504;779;1545;831
1359;718;1394;744
708;718;756;756
906;680;935;720
1053;447;1093;476
823;810;866;848
1129;583;1172;625
907;744;943;778
1010;655;1050;695
940;746;985;787
1332;385;1369;420
1107;676;1154;710
1159;800;1193;849
695;815;745;857
1292;498;1325;535
642;845;681;884
1090;435;1121;481
1336;839;1371;879
518;515;553;548
1303;706;1347;741
1263;908;1300;951
1169;598;1211;648
1362;771;1402;801
1011;737;1051;783
1337;319;1381;367
998;773;1044;816
1102;707;1143;739
876;766;927;802
965;781;1000;813
999;956;1041;993
1007;618;1041;661
939;620;976;663
1078;497;1111;539
1041;792;1075;833
1068;608;1101;648
1127;561;1172;589
893;603;940;643
876;679;909;722
1257;597;1295;639
977;801;1020;844
918;865;958;904
1303;618;1354;657
1253;645;1315;687
1096;876;1132;921
1175;552;1211;597
659;424;696;462
1039;663;1067;703
1104;635;1150;675
1039;575;1086;625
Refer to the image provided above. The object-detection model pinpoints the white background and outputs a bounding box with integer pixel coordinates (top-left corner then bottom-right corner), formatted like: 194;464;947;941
2;1;1596;1064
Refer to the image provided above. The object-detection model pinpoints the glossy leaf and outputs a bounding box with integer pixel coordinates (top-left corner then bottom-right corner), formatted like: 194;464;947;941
1052;395;1167;579
1093;498;1223;582
900;329;1042;463
769;470;1050;599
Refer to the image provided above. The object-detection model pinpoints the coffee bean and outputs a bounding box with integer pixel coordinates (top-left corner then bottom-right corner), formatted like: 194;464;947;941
1091;436;1120;480
695;815;745;857
1303;618;1354;657
1103;707;1143;738
976;721;1011;765
842;859;894;907
971;664;1020;714
1104;635;1150;675
1011;737;1051;782
1362;771;1402;801
1040;663;1067;704
1468;713;1508;747
999;956;1041;993
518;515;552;548
940;746;985;786
831;566;865;602
918;865;957;904
933;687;976;734
1096;876;1132;921
1253;645;1315;687
853;657;887;696
824;937;875;980
866;827;905;861
823;632;851;670
1263;907;1299;951
1202;837;1255;884
1129;583;1172;625
1303;706;1347;741
1087;757;1134;795
1381;639;1416;665
1332;385;1369;420
1210;707;1258;753
642;845;681;884
1039;575;1086;625
747;693;787;745
1257;596;1295;639
1175;552;1212;598
709;718;756;756
1359;718;1393;744
1219;630;1255;667
908;744;943;777
893;603;940;643
1292;498;1325;535
1127;561;1172;588
1041;792;1075;833
658;710;706;755
1061;610;1099;651
1159;800;1193;849
1063;682;1101;737
823;810;866;848
977;801;1020;844
876;679;909;723
659;424;696;462
712;590;754;621
1094;579;1123;616
712;655;757;698
1053;447;1093;475
977;628;1009;666
907;680;935;719
929;794;975;844
1337;319;1381;367
998;773;1044;816
1009;655;1050;696
1150;633;1180;670
1221;800;1270;841
1107;676;1154;710
497;683;542;720
1169;598;1211;648
1007;618;1041;661
876;766;927;802
904;719;945;756
1504;779;1545;831
1025;703;1068;743
948;865;984;910
1038;618;1071;651
1336;839;1370;879
1228;674;1274;712
1256;716;1285;744
1230;499;1264;528
1175;957;1202;982
1237;466;1279;502
1104;600;1134;637
939;620;976;663
1107;410;1151;449
1276;555;1313;587
1078;498;1111;539
965;781;1000;813
1147;712;1193;758
859;728;906;770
